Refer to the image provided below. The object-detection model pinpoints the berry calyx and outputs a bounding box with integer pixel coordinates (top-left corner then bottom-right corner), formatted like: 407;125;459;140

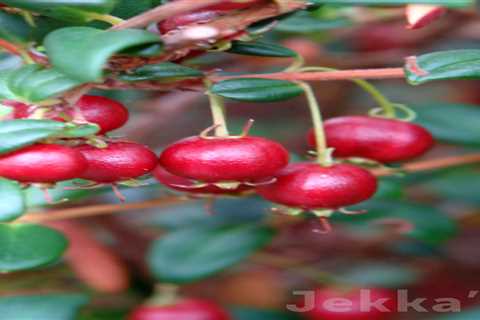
73;95;129;134
257;163;377;211
308;116;434;163
153;165;253;195
0;144;87;183
305;287;397;320
159;135;289;184
129;298;231;320
75;142;157;183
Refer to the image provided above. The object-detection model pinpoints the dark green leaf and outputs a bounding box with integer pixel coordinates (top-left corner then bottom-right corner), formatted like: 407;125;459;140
0;11;31;42
405;50;480;85
2;0;116;22
227;41;297;58
212;78;303;102
414;103;480;146
334;200;457;245
0;119;66;155
339;263;419;287
0;294;88;320
44;27;161;82
112;0;154;19
0;224;68;272
61;123;100;138
119;62;203;82
276;11;352;33
0;179;25;222
148;224;274;283
433;308;480;320
231;307;301;320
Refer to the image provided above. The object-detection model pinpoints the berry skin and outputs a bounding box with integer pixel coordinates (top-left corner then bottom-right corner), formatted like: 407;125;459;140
75;142;157;183
305;288;397;320
159;136;289;183
74;95;129;134
128;299;231;320
257;163;377;210
308;116;434;163
153;165;252;195
0;144;87;183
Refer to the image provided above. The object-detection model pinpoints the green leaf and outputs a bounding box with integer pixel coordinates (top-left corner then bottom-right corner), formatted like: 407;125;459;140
0;179;25;222
0;11;31;43
0;294;88;320
231;307;301;320
61;123;100;138
148;224;274;283
339;263;419;287
119;62;203;82
2;0;116;22
0;119;66;155
414;103;480;146
309;0;472;7
7;64;83;102
276;11;352;33
333;200;457;245
405;50;480;85
212;78;303;102
433;308;480;320
112;0;154;19
0;224;68;272
44;27;161;82
227;41;297;58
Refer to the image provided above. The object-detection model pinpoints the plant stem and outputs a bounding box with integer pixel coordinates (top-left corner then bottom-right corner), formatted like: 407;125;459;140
205;81;229;137
298;81;332;166
0;39;34;64
87;13;125;25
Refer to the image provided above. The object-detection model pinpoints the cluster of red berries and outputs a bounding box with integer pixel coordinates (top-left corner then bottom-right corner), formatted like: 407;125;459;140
153;115;433;217
0;95;157;194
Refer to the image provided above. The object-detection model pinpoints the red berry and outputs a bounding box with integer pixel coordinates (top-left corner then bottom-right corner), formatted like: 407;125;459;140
305;288;397;320
129;298;230;320
159;136;289;183
257;163;377;210
75;142;157;183
0;144;87;183
74;95;129;134
308;116;434;163
153;165;252;195
3;100;31;119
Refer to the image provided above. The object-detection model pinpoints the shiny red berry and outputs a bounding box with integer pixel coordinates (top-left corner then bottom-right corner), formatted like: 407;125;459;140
159;136;289;183
75;142;157;183
308;116;434;163
305;287;397;320
153;165;252;195
74;95;129;134
128;298;231;320
257;163;377;210
0;144;87;183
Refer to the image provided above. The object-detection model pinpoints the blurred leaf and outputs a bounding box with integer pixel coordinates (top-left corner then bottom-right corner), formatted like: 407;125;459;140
2;0;116;22
119;62;203;82
0;119;66;155
0;294;88;320
148;224;275;283
44;27;161;82
373;177;405;200
276;11;352;33
406;50;480;85
231;307;301;320
61;123;100;138
227;41;297;57
414;103;480;146
0;179;25;222
212;78;303;102
111;0;154;19
7;64;82;102
310;0;471;7
0;11;31;42
0;224;67;272
339;263;419;287
334;200;457;245
433;308;480;319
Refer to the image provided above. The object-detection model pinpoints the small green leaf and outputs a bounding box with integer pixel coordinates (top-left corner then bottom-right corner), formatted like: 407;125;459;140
0;294;88;320
148;224;274;283
0;224;68;272
0;119;66;155
61;123;100;138
44;27;162;82
0;178;25;222
212;78;303;102
2;0;116;22
227;41;297;58
414;103;480;146
276;11;352;33
405;50;480;85
119;62;203;82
